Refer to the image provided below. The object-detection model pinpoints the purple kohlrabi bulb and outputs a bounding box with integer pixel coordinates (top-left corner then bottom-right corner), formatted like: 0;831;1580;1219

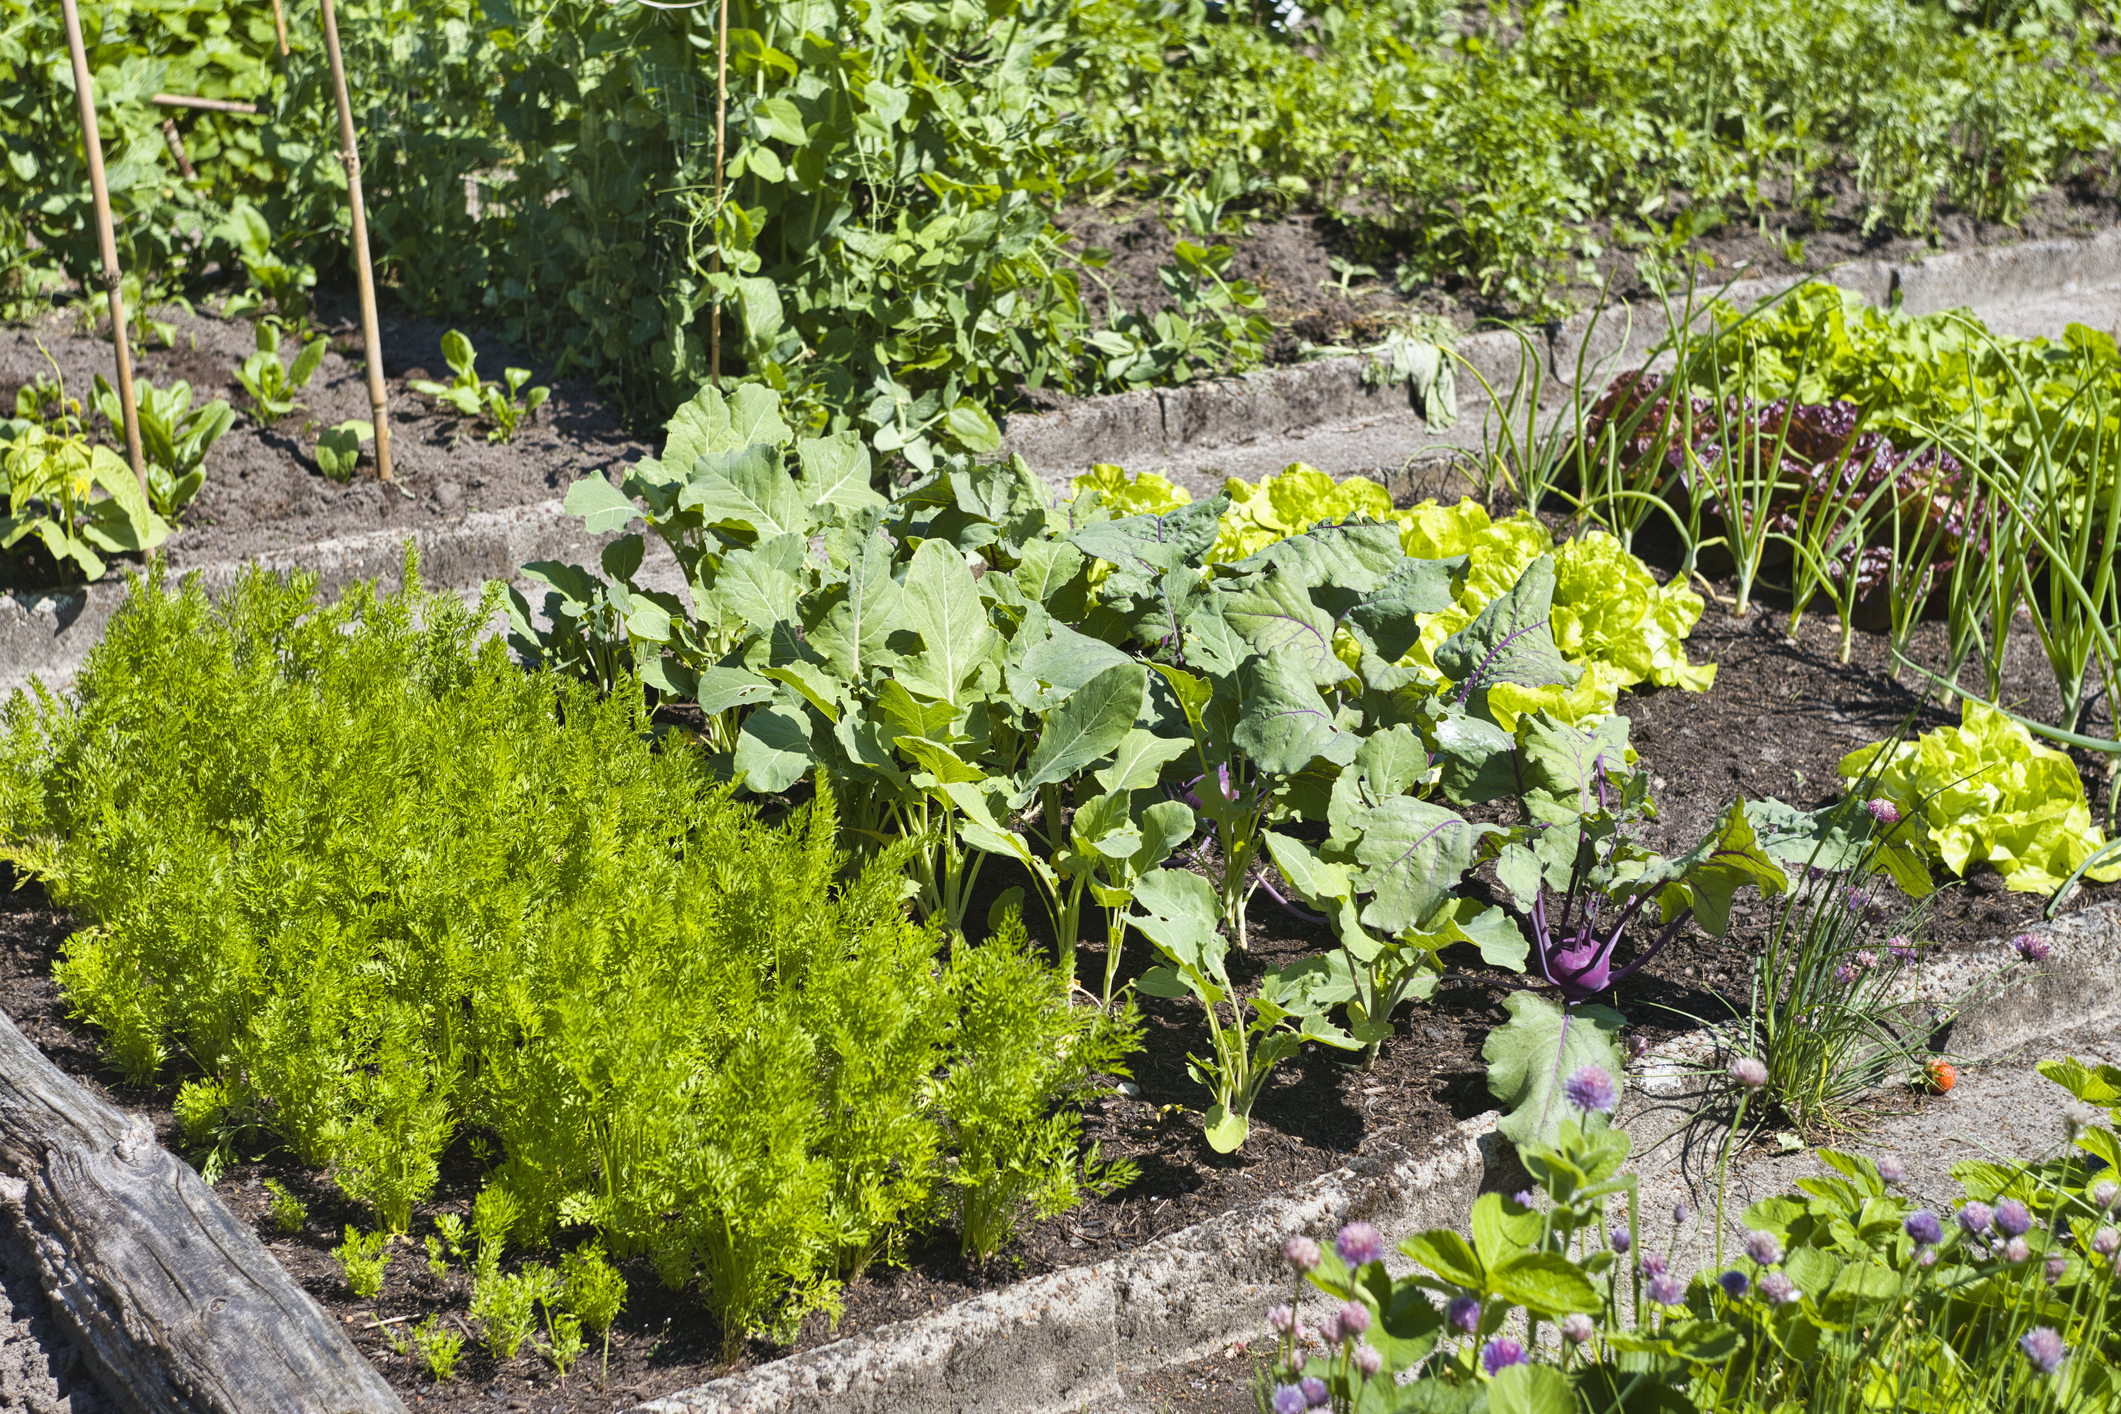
1300;1376;1329;1407
1564;1064;1619;1116
1745;1231;1783;1266
1480;1337;1528;1374
1647;1273;1686;1305
1559;1313;1596;1345
1446;1296;1481;1333
1995;1199;2033;1238
1272;1384;1307;1414
2020;1327;2068;1375
1958;1202;1993;1235
1353;1342;1384;1378
1336;1222;1385;1267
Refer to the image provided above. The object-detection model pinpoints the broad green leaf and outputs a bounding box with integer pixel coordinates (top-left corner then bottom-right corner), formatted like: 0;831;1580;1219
805;517;901;680
1489;1252;1599;1316
1262;830;1354;908
873;679;957;739
1346;555;1465;661
1471;1191;1541;1270
1013;538;1089;612
564;474;639;533
1628;797;1788;935
1433;555;1581;722
1148;662;1213;730
1093;729;1191;793
1354;722;1428;801
1517;711;1636;810
1483;990;1627;1149
1017;615;1135;696
1487;1363;1574;1414
712;535;805;632
1219;563;1344;684
682;443;805;538
760;662;841;722
724;384;793;450
898;538;998;704
1222;520;1408;607
796;431;883;511
1232;648;1343;776
942;400;1003;453
694;665;776;717
1130;799;1196;872
1343;796;1491;935
898;735;984;785
1017;662;1146;800
1398;1229;1483;1289
1431;707;1516;805
732;704;814;794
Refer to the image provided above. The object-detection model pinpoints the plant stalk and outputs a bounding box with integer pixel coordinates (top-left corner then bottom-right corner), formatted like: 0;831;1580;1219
59;0;147;494
318;0;395;483
710;0;730;390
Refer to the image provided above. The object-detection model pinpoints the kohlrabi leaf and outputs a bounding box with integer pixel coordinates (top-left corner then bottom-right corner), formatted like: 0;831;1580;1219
1012;538;1090;615
1069;497;1228;588
1431;707;1518;805
694;665;777;717
795;431;884;511
681;443;807;539
1221;520;1408;614
1628;798;1789;935
1483;990;1626;1149
564;473;640;534
804;514;902;680
1346;554;1465;661
1014;612;1135;699
897;538;998;705
1017;661;1147;801
1433;555;1582;723
732;704;816;794
1341;796;1494;934
1232;647;1350;776
1516;711;1637;813
1131;866;1227;976
1262;829;1354;910
1218;560;1345;685
1353;723;1429;801
1093;728;1191;793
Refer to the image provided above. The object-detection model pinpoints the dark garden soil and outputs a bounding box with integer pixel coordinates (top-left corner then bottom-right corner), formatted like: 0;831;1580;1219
0;555;2110;1410
1045;168;2121;382
0;294;652;593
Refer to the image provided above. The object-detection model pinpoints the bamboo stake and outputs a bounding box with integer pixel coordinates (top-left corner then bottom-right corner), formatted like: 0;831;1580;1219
151;93;259;114
58;0;146;493
317;0;394;482
161;120;196;180
709;0;729;390
269;0;290;56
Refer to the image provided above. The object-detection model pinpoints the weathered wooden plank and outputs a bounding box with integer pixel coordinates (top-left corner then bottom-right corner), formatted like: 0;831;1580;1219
0;1007;404;1414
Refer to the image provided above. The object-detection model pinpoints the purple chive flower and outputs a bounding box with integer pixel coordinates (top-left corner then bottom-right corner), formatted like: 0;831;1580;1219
1353;1342;1383;1378
1317;1310;1344;1346
1887;935;1918;962
1284;1236;1322;1270
2020;1327;2068;1375
1757;1271;1800;1305
1638;1252;1668;1278
1958;1202;1993;1235
1336;1222;1384;1266
1718;1270;1749;1298
2093;1228;2120;1257
1834;963;1858;985
1512;1189;1538;1209
1447;1296;1481;1333
1560;1313;1596;1344
1918;1247;1938;1267
1673;1201;1692;1225
1337;1301;1371;1336
1854;949;1878;970
1626;1034;1652;1062
1267;1304;1296;1335
1300;1376;1329;1407
1842;886;1869;915
2015;933;2051;963
1745;1231;1783;1265
2046;1255;2068;1284
1729;1057;1768;1090
1876;1155;1907;1184
2005;1237;2032;1263
1904;1210;1943;1247
1865;798;1901;826
1647;1273;1686;1305
1564;1064;1619;1116
2096;1181;2120;1211
1609;1227;1632;1255
2065;1102;2099;1140
1273;1384;1307;1414
1996;1200;2033;1238
1480;1337;1528;1375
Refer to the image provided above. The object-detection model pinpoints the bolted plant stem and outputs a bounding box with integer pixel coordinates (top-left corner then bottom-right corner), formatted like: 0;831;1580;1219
59;0;147;494
318;0;394;483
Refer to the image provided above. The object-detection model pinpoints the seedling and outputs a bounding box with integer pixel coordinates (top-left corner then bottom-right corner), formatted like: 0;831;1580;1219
263;1179;308;1236
410;330;548;443
93;373;231;516
0;360;171;580
334;1226;390;1299
315;420;373;483
411;1315;462;1382
236;321;327;424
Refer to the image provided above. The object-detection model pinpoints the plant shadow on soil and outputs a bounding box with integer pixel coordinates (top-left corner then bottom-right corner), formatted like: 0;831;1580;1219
0;540;2113;1410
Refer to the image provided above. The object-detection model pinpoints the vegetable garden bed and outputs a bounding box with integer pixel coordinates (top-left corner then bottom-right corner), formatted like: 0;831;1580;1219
0;543;2107;1413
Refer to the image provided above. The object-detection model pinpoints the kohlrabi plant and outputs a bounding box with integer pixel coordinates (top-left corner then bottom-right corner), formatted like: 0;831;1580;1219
235;320;327;424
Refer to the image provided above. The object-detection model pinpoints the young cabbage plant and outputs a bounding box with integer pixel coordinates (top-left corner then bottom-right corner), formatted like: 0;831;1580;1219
235;320;326;424
92;374;230;516
1127;867;1357;1152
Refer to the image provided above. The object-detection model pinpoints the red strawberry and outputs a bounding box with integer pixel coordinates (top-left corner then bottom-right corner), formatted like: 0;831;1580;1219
1923;1060;1957;1094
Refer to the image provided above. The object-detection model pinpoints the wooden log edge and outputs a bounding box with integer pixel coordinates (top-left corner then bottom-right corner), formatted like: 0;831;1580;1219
0;1006;405;1414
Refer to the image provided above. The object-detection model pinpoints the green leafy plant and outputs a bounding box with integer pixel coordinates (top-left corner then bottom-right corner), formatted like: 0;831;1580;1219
0;397;172;582
91;373;230;518
263;1179;307;1236
334;1227;390;1300
411;1315;463;1383
315;420;373;484
409;331;548;443
472;1261;552;1362
559;1242;626;1376
234;321;326;424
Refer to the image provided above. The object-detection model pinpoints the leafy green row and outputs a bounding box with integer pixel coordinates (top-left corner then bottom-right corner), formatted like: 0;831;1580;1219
0;559;1133;1352
517;391;1889;1152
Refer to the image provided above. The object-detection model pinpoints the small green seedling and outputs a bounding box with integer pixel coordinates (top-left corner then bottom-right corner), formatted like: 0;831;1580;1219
264;1179;308;1236
412;1314;463;1382
559;1241;627;1377
316;420;374;483
411;330;549;443
236;321;326;424
334;1226;390;1299
93;373;231;517
543;1311;585;1378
